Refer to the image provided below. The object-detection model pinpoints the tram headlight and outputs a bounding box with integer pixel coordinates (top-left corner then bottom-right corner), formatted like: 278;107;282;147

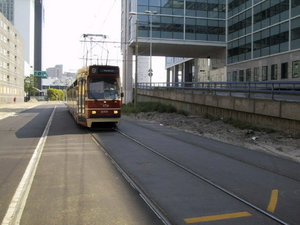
113;110;118;115
92;111;97;114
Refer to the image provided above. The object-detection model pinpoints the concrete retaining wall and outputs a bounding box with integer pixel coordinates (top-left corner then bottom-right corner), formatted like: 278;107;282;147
137;89;300;135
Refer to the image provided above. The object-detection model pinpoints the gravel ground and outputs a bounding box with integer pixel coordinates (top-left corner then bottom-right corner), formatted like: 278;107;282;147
130;112;300;163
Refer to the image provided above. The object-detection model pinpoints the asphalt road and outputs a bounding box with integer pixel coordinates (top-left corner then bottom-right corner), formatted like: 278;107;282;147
0;103;163;225
0;102;300;224
94;117;300;224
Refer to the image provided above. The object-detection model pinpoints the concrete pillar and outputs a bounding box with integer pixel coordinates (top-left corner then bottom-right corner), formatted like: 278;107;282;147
167;68;171;83
174;65;179;83
184;60;193;83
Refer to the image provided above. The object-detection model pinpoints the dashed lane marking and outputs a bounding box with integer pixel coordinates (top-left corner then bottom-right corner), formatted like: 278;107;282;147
184;189;280;223
184;211;252;223
267;189;279;213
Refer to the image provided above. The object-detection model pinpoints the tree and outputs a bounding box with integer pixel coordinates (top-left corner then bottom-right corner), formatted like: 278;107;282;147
47;88;65;101
24;75;38;101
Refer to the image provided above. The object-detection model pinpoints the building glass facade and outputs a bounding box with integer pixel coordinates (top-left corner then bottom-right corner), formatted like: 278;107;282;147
0;0;14;24
0;12;24;103
123;0;300;93
226;0;300;81
135;0;226;42
227;0;296;64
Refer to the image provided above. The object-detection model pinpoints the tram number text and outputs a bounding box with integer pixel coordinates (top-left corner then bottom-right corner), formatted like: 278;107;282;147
100;110;108;114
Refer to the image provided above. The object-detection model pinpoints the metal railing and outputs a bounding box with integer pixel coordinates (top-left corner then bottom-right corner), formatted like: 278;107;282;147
136;81;300;102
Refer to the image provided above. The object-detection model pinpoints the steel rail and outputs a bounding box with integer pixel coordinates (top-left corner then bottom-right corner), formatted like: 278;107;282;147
116;129;289;225
88;131;173;225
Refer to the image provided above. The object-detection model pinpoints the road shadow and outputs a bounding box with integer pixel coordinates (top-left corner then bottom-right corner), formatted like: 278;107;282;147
15;103;119;139
15;104;84;138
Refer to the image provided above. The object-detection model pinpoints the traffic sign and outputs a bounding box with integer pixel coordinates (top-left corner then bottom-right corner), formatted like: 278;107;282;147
34;70;48;78
148;68;153;77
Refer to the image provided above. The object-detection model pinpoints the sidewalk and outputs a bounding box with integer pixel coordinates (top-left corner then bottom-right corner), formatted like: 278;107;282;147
0;100;46;120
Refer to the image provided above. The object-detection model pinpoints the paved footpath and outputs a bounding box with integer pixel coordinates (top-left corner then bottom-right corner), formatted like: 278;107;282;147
0;101;49;120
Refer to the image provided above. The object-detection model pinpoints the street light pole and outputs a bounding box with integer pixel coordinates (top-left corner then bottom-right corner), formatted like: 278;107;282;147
134;19;138;108
145;10;157;88
129;12;139;108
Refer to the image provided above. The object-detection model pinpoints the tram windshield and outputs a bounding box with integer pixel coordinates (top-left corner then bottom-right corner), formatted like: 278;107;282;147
88;78;120;99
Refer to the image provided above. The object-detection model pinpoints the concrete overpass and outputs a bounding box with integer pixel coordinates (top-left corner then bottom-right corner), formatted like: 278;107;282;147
123;36;226;104
129;38;226;58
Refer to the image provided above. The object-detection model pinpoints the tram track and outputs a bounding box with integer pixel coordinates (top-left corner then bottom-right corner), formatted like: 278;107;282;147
113;129;288;225
88;130;173;225
126;119;300;183
88;119;300;224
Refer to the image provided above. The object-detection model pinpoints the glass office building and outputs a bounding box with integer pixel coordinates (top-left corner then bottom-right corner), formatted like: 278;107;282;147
227;0;300;81
122;0;228;102
122;0;300;102
0;0;14;24
134;0;226;42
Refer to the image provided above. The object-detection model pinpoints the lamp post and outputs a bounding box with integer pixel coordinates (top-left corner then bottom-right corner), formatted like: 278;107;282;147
145;10;157;88
129;12;139;108
134;20;138;108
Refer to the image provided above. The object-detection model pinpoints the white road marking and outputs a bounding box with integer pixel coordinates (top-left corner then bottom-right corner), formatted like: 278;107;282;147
1;106;57;225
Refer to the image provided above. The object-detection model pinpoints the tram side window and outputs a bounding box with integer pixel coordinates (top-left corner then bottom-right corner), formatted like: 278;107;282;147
88;78;120;99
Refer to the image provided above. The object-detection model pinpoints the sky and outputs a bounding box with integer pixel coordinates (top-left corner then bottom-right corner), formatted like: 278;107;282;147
42;0;122;72
42;0;165;81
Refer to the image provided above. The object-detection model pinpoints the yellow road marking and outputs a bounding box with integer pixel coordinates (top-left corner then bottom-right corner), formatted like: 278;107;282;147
267;189;279;213
184;211;252;223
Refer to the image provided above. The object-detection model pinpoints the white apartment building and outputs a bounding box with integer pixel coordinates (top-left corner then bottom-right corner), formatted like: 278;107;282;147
0;12;24;103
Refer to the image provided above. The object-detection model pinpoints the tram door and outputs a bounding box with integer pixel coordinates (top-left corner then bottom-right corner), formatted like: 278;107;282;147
78;78;86;123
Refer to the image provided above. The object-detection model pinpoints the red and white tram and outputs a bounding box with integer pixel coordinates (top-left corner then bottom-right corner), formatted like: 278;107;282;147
66;65;123;128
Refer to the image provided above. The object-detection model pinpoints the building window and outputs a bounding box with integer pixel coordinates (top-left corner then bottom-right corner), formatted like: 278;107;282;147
246;68;251;81
228;0;252;17
228;9;251;41
291;17;300;50
227;35;251;64
253;22;289;59
292;0;300;17
262;66;268;81
292;60;300;78
239;70;244;81
227;72;232;81
281;62;288;79
271;64;278;80
254;67;259;81
232;71;237;81
253;0;289;31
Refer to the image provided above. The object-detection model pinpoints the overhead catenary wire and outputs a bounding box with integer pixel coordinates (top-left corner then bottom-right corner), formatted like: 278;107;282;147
97;0;117;33
81;0;120;67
